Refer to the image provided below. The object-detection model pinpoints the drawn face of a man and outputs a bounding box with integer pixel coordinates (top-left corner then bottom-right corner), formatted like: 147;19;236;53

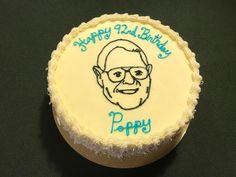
93;39;152;110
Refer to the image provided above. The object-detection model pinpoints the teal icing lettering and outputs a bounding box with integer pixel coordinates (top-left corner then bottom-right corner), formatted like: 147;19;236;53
108;111;152;136
120;24;128;34
156;41;172;59
114;25;172;59
117;125;125;132
73;23;172;59
141;118;151;134
73;38;87;52
114;24;122;34
127;26;138;37
151;34;162;44
138;26;171;59
114;24;138;37
109;111;123;134
133;120;142;134
104;27;112;39
125;122;133;136
90;32;98;43
137;26;150;40
73;27;111;51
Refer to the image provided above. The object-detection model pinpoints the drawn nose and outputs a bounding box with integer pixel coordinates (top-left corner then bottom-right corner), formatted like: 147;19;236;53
123;72;135;85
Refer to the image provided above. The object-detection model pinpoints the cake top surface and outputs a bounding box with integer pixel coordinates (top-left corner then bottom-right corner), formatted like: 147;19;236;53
48;14;201;156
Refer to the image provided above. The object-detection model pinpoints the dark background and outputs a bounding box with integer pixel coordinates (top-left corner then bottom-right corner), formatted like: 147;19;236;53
0;0;235;176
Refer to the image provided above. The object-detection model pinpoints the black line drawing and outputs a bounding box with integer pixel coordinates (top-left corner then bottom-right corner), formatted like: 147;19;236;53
93;39;153;110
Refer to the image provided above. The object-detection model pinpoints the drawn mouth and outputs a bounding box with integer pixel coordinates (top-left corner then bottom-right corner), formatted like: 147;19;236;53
117;88;139;94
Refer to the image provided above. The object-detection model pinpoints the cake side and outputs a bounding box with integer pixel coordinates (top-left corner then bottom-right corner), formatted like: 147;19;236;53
53;107;189;168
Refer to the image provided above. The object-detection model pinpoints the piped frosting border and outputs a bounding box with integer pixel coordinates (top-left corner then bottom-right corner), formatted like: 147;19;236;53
47;13;202;158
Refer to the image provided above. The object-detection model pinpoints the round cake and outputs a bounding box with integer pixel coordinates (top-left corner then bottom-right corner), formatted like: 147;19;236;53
47;13;202;168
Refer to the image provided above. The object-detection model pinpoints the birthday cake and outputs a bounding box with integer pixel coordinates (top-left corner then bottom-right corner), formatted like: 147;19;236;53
47;14;202;168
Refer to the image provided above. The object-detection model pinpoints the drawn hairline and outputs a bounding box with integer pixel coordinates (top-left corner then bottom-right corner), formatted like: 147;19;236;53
104;46;147;70
97;39;149;70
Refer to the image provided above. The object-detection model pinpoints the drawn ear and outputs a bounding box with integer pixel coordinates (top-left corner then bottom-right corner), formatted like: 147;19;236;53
93;66;103;87
146;64;153;74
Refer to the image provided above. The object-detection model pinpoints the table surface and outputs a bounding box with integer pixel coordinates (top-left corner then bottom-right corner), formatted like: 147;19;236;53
0;0;235;177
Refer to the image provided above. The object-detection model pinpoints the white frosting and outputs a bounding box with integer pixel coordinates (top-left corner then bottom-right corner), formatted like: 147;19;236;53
48;14;202;158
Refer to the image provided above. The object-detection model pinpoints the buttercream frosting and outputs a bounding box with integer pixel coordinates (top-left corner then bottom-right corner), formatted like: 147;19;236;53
47;13;202;158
